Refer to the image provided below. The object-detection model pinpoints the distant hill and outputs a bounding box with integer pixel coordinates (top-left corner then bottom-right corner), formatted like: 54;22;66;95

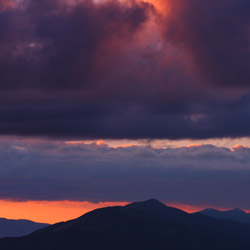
0;218;49;238
198;208;250;224
1;199;250;250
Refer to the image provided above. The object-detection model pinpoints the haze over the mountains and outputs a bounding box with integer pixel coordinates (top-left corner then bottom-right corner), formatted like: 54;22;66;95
198;208;250;224
0;218;49;238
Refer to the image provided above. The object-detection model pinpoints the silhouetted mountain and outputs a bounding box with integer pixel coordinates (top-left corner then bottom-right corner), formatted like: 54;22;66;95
125;199;190;223
1;199;250;250
199;208;250;224
0;218;49;238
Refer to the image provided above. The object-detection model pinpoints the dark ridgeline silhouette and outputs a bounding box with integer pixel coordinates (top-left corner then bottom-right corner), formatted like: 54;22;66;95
1;199;250;250
198;208;250;224
0;218;49;238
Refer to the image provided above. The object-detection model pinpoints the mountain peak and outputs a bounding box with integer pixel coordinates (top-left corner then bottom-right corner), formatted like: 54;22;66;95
201;208;220;213
199;207;250;224
125;198;190;224
125;199;167;211
131;198;165;206
2;200;250;250
227;208;247;215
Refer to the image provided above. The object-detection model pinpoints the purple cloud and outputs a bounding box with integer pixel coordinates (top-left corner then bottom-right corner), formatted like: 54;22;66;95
0;0;249;139
0;138;250;209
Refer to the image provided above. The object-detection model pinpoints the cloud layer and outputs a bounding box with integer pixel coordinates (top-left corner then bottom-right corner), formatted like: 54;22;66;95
1;138;250;209
0;0;249;139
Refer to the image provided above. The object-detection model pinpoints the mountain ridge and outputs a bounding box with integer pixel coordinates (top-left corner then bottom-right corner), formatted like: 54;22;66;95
1;199;250;250
0;218;49;238
198;207;250;224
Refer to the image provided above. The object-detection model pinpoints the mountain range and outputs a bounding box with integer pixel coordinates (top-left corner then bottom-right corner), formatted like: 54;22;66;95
1;199;250;250
198;208;250;224
0;218;49;238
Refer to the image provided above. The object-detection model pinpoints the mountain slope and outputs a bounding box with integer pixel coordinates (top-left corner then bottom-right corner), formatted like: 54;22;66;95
1;200;250;250
199;208;250;224
0;218;49;238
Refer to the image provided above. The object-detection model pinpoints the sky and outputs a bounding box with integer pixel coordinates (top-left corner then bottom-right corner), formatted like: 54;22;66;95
0;0;250;223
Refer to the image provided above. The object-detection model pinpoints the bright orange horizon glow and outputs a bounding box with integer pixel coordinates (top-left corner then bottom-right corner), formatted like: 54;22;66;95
0;200;128;224
0;200;248;224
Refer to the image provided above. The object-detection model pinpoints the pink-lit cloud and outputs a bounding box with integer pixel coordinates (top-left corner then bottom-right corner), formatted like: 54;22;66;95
0;0;248;139
0;137;250;209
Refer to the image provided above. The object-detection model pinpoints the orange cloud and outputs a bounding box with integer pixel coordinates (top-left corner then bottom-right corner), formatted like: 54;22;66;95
232;144;250;152
172;144;204;149
143;0;169;13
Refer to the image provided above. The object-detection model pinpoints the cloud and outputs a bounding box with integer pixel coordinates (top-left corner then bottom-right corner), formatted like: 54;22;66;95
162;0;250;86
0;0;249;139
0;137;250;209
0;0;16;10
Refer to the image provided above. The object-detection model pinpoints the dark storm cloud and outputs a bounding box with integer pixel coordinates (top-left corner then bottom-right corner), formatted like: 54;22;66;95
163;0;250;86
0;0;249;139
1;139;250;209
0;0;153;90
